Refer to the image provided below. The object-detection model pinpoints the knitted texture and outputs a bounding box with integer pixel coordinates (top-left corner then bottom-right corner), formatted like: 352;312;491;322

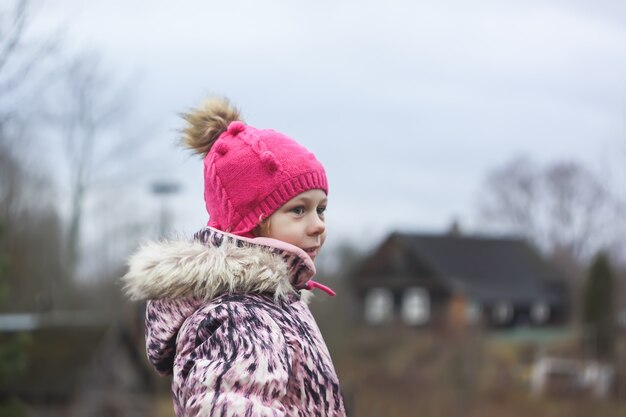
203;121;328;236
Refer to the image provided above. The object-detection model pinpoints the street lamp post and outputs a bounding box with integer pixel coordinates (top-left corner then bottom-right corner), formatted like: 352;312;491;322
151;181;181;238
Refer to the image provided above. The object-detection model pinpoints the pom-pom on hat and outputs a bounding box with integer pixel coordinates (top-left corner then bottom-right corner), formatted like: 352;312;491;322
181;97;328;237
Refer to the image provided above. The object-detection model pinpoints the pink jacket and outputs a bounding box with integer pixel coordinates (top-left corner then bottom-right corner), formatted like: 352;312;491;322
123;227;347;417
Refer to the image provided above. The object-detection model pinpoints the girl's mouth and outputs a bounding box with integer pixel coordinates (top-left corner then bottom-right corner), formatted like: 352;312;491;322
304;247;319;259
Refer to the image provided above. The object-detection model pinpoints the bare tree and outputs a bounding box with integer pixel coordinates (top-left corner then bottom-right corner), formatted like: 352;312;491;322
0;0;60;128
476;156;620;273
47;52;157;282
0;0;71;311
0;1;157;315
542;162;611;259
0;135;65;312
0;1;164;287
477;156;539;237
600;141;626;265
48;54;122;280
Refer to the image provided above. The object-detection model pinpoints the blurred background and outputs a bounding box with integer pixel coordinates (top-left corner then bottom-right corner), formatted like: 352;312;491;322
1;0;625;416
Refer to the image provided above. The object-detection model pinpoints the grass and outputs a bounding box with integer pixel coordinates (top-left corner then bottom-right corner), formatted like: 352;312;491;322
330;325;626;417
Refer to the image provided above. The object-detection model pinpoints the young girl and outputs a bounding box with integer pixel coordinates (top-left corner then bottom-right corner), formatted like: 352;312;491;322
122;98;347;417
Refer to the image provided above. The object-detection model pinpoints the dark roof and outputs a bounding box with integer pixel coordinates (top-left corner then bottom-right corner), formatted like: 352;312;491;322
0;312;154;402
356;232;566;305
0;324;109;401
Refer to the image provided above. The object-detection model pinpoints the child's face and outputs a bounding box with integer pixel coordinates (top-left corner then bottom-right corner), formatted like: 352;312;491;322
259;189;327;260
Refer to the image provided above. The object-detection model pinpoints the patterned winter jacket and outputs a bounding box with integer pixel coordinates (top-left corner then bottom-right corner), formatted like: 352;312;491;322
122;227;347;417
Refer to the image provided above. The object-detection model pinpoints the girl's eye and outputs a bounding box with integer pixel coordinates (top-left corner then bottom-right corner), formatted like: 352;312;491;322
317;206;326;217
291;206;305;215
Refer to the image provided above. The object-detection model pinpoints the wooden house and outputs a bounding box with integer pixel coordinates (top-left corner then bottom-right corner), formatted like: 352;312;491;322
0;310;161;417
350;232;568;328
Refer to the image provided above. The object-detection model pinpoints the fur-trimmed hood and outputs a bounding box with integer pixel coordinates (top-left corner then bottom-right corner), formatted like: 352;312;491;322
122;227;324;378
122;228;346;415
122;227;318;302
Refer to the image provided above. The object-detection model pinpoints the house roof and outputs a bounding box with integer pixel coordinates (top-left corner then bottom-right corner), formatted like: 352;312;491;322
0;323;109;401
355;232;566;305
0;312;154;402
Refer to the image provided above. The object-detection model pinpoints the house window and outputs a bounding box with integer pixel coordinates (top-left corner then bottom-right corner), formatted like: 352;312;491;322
618;310;626;328
492;301;513;324
401;288;429;325
365;288;393;325
466;301;482;324
531;302;550;324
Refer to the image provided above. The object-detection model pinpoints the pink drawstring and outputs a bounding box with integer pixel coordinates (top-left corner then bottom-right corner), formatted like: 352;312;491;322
305;280;336;297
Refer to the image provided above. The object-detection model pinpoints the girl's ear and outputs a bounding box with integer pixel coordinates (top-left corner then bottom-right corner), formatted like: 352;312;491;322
253;216;272;237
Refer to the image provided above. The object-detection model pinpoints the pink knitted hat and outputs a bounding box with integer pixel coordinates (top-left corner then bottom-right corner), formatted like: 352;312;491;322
202;120;327;237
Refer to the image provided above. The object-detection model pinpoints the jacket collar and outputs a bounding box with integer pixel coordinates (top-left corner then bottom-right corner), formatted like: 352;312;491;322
122;227;318;302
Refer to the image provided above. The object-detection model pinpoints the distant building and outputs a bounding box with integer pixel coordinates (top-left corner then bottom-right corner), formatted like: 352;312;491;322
0;311;159;417
350;232;569;328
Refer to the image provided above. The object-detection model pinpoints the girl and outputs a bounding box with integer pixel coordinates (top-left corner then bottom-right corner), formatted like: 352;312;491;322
122;98;347;417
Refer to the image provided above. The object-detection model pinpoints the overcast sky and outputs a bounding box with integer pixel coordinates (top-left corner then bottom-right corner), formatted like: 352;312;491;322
38;0;626;250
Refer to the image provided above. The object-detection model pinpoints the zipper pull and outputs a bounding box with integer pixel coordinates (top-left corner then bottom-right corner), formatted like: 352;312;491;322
305;280;336;297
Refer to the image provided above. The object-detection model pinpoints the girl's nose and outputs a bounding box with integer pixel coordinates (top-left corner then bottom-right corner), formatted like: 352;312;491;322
308;215;326;236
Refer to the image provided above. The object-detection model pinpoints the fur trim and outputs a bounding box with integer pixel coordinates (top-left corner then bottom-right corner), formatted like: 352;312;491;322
300;290;314;304
122;238;296;301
